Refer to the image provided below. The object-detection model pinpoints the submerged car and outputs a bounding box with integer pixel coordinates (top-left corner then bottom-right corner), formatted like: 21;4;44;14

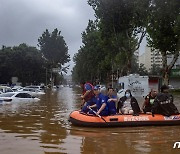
12;86;23;91
25;85;43;91
19;88;45;97
0;92;40;104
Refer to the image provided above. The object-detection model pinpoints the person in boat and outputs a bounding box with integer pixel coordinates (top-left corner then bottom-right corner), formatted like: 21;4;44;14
151;85;179;116
88;86;109;116
141;88;158;114
105;87;118;115
80;81;95;113
117;89;140;115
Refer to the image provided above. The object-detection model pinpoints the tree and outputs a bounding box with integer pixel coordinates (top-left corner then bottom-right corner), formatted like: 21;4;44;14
138;63;148;76
72;20;107;83
88;0;149;74
38;28;70;72
0;44;46;85
0;46;14;83
149;64;162;76
73;0;151;83
146;0;180;85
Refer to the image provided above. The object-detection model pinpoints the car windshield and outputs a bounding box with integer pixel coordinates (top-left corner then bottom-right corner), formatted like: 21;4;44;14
0;93;14;97
23;88;36;92
26;86;39;89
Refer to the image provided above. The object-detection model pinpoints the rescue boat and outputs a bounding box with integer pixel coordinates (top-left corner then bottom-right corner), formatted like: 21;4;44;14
69;110;180;127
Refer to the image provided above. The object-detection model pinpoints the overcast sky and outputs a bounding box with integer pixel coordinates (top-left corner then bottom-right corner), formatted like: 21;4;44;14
0;0;96;74
0;0;146;75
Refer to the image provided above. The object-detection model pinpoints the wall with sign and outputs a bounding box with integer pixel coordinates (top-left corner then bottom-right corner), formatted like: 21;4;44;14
118;74;149;97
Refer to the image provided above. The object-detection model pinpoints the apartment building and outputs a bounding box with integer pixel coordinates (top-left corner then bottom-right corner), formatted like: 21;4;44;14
139;46;162;71
139;46;180;70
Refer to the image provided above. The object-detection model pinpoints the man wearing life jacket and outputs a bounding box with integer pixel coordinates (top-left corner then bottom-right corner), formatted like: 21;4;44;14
88;86;109;116
80;81;95;113
152;85;179;116
105;87;118;115
141;88;157;114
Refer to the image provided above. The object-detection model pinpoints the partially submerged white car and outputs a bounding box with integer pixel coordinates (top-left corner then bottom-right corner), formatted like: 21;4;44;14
0;92;40;104
19;88;45;97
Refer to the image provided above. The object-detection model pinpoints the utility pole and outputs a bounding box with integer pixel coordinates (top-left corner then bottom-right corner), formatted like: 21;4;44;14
111;59;114;88
46;68;47;86
51;68;53;88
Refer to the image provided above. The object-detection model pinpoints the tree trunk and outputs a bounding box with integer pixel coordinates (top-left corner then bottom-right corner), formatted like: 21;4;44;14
127;58;131;75
161;50;179;85
126;50;132;75
161;52;168;85
163;70;169;86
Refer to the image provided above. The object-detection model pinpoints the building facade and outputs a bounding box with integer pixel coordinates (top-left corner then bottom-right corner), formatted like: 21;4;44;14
139;46;162;71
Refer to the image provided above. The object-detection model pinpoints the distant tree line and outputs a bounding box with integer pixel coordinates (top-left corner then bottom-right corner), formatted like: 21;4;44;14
0;29;70;86
72;0;179;85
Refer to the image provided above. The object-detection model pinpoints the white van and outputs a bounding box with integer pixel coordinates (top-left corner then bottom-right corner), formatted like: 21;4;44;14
117;74;149;97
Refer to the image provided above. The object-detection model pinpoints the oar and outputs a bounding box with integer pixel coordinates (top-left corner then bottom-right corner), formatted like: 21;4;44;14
89;107;107;123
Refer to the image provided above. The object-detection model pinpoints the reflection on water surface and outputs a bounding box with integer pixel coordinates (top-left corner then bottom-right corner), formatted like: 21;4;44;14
0;87;180;154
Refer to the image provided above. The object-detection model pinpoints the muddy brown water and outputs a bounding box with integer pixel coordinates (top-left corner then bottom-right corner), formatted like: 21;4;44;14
0;87;180;154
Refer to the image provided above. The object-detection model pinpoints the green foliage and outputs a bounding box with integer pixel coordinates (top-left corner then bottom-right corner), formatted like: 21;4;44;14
72;20;107;83
73;0;179;85
138;63;148;76
0;44;46;85
149;64;162;76
147;0;179;53
146;0;180;85
0;46;14;83
38;28;70;70
73;0;149;83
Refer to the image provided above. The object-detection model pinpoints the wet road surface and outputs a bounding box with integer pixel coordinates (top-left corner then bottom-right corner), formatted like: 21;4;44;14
0;87;180;154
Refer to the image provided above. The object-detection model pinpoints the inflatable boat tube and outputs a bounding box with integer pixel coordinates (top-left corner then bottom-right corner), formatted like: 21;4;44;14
69;110;180;127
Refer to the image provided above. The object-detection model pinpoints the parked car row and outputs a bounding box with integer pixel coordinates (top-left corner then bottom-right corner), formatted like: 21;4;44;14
0;92;40;104
0;85;45;104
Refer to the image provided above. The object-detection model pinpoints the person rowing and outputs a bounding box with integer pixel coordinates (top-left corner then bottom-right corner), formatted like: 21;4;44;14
105;87;118;115
88;86;109;116
80;81;95;113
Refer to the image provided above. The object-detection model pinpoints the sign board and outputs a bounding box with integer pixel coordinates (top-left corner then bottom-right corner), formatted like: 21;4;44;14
118;74;149;97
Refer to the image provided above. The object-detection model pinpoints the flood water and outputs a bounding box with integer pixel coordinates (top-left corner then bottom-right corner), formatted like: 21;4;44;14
0;87;180;154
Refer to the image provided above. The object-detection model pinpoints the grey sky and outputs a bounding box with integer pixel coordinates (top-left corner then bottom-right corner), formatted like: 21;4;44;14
0;0;146;75
0;0;95;74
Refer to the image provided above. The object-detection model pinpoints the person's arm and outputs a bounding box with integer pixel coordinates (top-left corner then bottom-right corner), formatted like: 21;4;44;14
107;98;118;103
81;90;90;99
81;99;85;107
97;103;106;115
141;101;145;110
151;96;159;116
88;104;97;109
141;98;148;111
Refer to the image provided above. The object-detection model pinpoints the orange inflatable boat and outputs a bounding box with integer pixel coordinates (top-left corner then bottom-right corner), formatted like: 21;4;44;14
69;110;180;127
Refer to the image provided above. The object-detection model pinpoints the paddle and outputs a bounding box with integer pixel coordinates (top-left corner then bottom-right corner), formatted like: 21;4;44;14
88;106;108;123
